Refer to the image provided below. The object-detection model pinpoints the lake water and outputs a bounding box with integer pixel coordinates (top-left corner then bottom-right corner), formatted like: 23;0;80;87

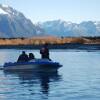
0;49;100;100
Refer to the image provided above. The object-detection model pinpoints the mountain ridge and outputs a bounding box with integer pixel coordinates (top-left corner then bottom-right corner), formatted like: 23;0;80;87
0;4;100;38
38;19;100;37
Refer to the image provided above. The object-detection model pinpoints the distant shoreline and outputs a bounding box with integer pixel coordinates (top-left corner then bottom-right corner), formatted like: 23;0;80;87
0;37;100;50
0;43;100;50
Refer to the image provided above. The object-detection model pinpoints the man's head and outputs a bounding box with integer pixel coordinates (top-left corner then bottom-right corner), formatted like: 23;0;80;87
22;51;25;54
43;43;48;48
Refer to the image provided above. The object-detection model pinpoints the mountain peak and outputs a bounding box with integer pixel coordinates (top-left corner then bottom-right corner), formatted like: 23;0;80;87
0;4;21;16
0;4;8;14
0;4;9;8
0;4;13;15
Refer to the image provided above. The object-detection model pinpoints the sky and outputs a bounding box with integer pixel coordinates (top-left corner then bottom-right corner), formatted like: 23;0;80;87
0;0;100;23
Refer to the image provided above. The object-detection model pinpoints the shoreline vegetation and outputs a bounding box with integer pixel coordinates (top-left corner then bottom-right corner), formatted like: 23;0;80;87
0;36;100;49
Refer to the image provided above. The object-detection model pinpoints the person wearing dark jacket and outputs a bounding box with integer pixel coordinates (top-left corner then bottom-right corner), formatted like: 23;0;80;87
40;44;50;60
17;51;29;62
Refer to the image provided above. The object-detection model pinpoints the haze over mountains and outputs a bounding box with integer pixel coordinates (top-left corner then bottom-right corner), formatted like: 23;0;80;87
0;4;100;38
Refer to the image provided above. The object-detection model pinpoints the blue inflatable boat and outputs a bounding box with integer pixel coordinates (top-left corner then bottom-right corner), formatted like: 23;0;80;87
3;59;62;72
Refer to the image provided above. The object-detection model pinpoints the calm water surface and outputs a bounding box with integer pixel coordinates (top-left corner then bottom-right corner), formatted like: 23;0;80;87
0;49;100;100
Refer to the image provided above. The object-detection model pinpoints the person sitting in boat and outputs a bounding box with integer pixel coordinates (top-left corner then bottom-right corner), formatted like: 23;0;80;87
40;43;50;60
17;51;29;62
28;53;35;61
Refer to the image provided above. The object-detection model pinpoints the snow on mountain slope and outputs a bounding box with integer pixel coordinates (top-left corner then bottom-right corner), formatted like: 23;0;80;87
0;8;7;14
0;4;100;38
39;20;100;37
0;4;45;38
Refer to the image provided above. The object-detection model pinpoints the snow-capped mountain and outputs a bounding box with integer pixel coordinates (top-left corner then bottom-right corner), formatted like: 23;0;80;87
38;20;100;37
0;4;100;38
0;4;44;38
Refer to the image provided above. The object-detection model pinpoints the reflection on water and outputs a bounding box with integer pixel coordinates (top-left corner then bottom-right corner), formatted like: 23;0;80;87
4;70;61;97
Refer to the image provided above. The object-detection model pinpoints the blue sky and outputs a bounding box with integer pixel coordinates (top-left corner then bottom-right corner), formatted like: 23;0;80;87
0;0;100;23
